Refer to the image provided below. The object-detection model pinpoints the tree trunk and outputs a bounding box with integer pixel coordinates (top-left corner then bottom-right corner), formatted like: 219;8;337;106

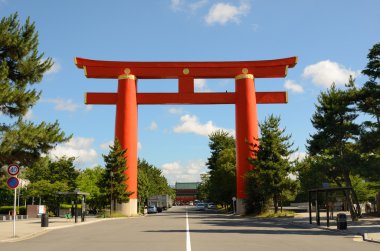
273;194;278;213
342;172;361;218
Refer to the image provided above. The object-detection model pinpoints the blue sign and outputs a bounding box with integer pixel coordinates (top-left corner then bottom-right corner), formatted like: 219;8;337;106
6;177;19;189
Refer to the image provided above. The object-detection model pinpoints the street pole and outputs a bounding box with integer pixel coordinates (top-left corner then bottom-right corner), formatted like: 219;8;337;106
13;187;17;238
110;171;113;217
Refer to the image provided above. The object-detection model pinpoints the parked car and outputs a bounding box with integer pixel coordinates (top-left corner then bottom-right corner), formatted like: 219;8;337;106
207;203;216;209
147;205;158;214
196;203;206;211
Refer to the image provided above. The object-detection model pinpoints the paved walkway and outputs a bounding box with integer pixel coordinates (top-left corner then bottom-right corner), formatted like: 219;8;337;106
290;212;380;243
0;216;112;242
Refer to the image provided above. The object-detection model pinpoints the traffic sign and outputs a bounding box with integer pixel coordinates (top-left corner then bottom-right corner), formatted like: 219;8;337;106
7;164;20;176
6;177;19;189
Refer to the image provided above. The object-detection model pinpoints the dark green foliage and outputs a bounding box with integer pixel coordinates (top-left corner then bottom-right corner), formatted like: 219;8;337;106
99;140;133;210
0;120;69;165
0;13;69;167
307;81;362;218
355;43;380;179
23;156;79;214
0;13;52;118
205;130;236;208
0;174;13;205
0;206;26;215
137;159;174;212
76;165;105;212
246;115;298;214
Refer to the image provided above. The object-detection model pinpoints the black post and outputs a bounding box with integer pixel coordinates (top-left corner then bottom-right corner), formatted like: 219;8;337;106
316;191;320;226
326;190;329;227
75;196;78;223
308;191;312;224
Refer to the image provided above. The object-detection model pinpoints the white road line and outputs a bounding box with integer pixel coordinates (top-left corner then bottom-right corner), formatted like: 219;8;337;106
186;208;192;251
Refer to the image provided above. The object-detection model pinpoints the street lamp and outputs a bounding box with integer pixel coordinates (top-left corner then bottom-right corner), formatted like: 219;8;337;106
110;171;113;217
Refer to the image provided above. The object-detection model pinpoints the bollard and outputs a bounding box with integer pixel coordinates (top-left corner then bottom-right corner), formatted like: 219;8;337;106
41;213;49;227
336;213;347;230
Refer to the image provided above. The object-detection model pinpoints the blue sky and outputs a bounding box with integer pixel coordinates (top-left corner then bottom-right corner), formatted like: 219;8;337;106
1;0;379;185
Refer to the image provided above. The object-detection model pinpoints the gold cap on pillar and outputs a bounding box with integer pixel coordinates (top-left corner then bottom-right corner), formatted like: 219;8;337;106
235;74;254;80
118;74;137;80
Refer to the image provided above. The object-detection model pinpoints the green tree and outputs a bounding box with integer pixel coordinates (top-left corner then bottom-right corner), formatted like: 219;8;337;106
0;13;69;165
355;42;380;180
76;165;105;212
295;156;329;202
99;140;133;212
24;156;79;214
206;130;236;208
137;159;174;212
246;115;298;214
307;82;362;219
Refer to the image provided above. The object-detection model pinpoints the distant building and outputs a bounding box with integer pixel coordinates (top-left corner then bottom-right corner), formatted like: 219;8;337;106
175;182;200;204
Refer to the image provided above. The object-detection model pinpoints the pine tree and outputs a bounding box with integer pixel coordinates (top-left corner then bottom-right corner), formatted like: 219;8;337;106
100;140;133;212
0;13;52;118
0;13;69;165
355;43;380;179
247;115;297;214
307;83;362;219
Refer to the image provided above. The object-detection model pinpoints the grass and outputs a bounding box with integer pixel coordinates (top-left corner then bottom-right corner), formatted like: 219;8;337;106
96;211;127;218
257;210;295;218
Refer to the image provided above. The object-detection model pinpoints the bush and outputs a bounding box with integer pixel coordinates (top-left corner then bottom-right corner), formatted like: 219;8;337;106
0;206;26;215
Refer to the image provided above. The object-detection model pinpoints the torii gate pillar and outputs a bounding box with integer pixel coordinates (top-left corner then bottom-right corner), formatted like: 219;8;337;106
235;73;258;214
114;75;138;215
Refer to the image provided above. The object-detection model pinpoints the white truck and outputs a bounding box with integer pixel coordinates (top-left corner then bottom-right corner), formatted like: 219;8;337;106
148;195;173;212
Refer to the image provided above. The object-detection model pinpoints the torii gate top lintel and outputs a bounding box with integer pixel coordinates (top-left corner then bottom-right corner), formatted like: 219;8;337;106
74;56;297;79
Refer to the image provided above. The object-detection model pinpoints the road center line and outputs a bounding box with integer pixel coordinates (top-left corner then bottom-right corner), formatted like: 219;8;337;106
186;208;192;251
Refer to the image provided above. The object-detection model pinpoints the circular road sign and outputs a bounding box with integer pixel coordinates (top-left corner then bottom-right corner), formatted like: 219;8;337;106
6;177;19;189
7;164;20;176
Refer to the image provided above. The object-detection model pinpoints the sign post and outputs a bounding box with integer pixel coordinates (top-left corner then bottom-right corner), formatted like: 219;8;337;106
6;164;20;238
232;197;237;214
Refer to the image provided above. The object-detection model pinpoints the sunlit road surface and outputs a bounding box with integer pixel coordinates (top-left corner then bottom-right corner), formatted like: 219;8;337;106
1;206;378;251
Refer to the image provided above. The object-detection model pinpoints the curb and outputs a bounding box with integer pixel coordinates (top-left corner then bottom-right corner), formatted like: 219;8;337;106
0;217;132;243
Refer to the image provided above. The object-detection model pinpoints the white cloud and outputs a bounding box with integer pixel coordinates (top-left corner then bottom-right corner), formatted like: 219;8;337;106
194;79;211;92
49;137;98;164
45;58;62;75
138;142;142;151
46;98;79;112
284;80;304;93
170;0;208;12
174;114;234;137
168;107;185;114
205;1;250;25
190;0;208;11
289;151;308;162
24;109;33;120
149;121;158;130
84;105;93;111
100;140;113;150
303;60;359;88
161;160;206;185
170;0;184;11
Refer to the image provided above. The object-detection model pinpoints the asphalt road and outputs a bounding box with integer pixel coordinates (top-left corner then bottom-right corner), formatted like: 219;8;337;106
0;206;378;251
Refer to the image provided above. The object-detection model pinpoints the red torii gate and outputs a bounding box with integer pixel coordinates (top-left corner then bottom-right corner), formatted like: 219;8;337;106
75;56;297;215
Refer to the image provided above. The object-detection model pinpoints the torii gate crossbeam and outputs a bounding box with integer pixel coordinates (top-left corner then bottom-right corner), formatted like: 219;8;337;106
76;56;297;216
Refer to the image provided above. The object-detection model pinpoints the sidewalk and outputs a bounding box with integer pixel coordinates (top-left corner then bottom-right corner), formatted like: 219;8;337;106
290;212;380;243
0;216;110;242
